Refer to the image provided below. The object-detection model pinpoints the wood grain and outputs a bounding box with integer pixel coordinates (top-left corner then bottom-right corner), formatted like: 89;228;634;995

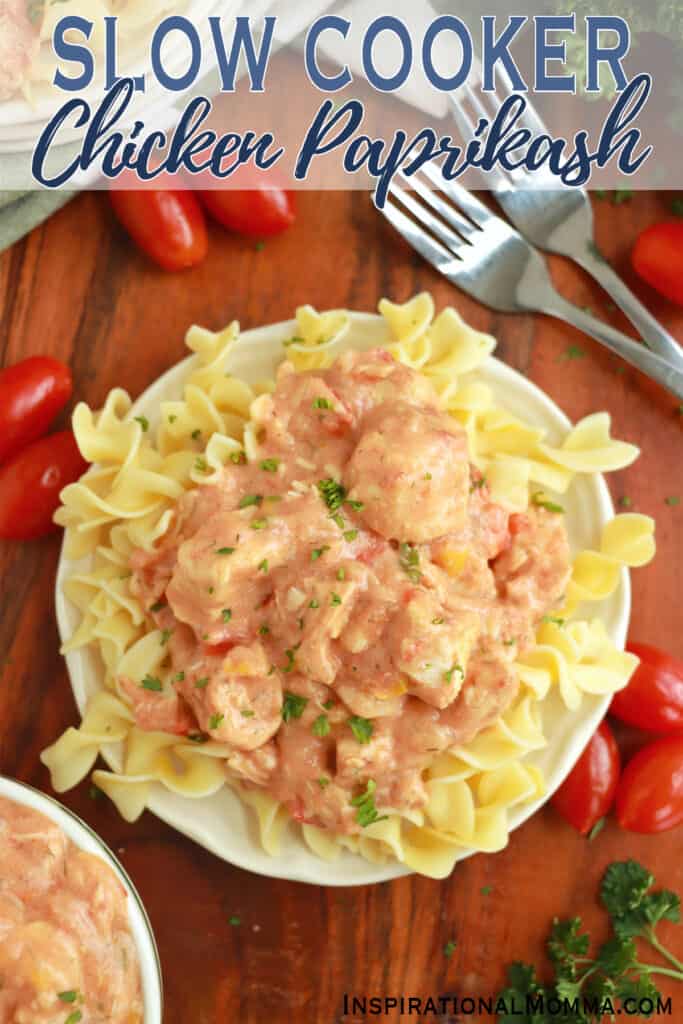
1;182;682;1023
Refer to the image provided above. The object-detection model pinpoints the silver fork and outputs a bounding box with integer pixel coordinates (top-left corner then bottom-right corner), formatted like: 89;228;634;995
448;71;683;371
377;167;683;402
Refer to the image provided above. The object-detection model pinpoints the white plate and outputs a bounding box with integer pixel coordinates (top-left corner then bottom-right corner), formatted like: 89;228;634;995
55;312;630;886
0;774;163;1021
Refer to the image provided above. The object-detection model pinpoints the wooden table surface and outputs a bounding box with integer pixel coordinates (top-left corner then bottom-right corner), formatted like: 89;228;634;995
0;186;681;1023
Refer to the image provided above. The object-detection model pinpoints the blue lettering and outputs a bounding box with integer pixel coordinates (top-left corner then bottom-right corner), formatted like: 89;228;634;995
150;16;201;91
105;17;144;91
210;15;275;92
422;15;472;92
586;16;629;93
362;16;412;92
304;15;351;91
482;16;527;91
295;99;364;179
52;16;94;91
534;15;576;93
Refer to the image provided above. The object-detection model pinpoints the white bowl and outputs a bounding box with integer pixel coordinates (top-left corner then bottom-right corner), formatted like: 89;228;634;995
0;774;163;1021
55;312;630;886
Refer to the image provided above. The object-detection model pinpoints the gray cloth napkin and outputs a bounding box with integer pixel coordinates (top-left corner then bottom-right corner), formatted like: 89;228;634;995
0;190;75;251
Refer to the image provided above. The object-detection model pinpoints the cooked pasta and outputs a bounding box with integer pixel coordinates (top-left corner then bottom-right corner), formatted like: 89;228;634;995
42;294;654;879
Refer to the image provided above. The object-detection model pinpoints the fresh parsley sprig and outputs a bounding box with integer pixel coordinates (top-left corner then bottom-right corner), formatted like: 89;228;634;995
497;860;682;1022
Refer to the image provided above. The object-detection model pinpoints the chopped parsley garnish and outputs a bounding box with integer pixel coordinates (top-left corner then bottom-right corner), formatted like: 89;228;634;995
65;1013;83;1024
317;478;346;510
230;450;246;464
313;396;333;410
241;709;255;718
480;885;492;897
283;335;305;347
258;559;269;573
188;733;208;743
443;664;465;685
665;495;680;506
221;608;232;623
311;545;329;561
309;598;320;609
345;499;364;512
424;473;432;481
58;991;78;1003
336;568;346;581
140;675;162;691
322;699;334;710
216;546;235;555
175;671;185;682
258;623;270;635
195;677;209;689
168;414;177;424
149;600;165;612
470;476;486;491
348;716;373;744
432;616;444;625
399;542;421;583
255;240;265;252
160;628;172;645
209;713;224;730
312;714;330;737
444;939;457;959
281;648;296;673
194;456;209;473
343;529;358;542
282;691;308;722
228;915;241;926
619;496;633;508
531;491;565;514
191;428;201;440
541;615;565;626
134;415;149;431
330;592;342;606
318;776;330;788
588;816;606;841
351;779;387;828
330;513;345;529
260;458;279;472
560;344;586;360
239;494;263;509
250;517;268;530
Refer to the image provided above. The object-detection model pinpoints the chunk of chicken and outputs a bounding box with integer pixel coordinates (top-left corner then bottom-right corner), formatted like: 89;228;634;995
493;506;571;619
389;591;480;709
179;643;282;750
345;402;470;542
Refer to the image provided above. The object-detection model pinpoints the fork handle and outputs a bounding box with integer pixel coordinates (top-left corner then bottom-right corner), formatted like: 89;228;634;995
577;248;683;371
541;295;683;402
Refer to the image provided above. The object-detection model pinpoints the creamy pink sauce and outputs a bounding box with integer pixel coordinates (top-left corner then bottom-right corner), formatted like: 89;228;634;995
0;0;39;100
0;796;143;1023
128;350;571;833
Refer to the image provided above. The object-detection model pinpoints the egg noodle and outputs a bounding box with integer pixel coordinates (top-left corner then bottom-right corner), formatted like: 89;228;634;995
42;294;655;879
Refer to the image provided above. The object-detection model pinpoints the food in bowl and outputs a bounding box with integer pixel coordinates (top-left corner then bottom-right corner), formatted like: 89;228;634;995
42;293;656;878
0;793;143;1022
